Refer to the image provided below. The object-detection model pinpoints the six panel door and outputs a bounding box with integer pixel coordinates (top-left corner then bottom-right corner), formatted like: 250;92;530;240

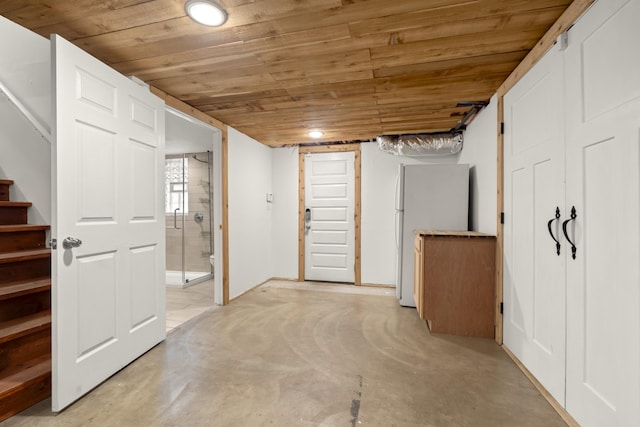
52;34;166;411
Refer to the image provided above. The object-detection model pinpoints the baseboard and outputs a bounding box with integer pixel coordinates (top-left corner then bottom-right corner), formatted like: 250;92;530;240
501;345;579;427
360;283;395;289
229;278;273;302
230;278;390;302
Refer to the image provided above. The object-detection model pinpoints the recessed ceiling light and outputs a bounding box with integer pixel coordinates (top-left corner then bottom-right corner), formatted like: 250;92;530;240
185;0;227;27
308;130;324;138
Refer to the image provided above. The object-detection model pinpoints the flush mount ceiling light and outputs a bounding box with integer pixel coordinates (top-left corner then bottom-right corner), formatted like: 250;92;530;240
308;130;324;138
185;0;228;27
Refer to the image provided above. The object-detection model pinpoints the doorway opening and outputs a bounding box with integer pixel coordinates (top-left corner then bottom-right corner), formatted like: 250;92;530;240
298;144;362;285
164;107;223;332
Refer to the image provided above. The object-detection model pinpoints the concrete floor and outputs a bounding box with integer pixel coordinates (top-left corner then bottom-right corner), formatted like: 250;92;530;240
2;281;566;426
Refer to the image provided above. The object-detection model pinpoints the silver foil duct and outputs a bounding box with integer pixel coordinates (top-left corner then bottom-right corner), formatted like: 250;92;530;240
377;133;463;156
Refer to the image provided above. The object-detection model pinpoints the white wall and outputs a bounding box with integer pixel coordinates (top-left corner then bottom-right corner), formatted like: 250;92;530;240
227;127;274;299
268;104;499;287
271;146;299;279
457;94;498;235
360;98;498;285
0;16;51;224
360;144;459;285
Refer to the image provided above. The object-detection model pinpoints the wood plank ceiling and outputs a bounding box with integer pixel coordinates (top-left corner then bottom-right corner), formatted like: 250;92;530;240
0;0;572;146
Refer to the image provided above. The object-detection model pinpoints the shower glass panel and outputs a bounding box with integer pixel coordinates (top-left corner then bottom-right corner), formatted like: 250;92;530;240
165;152;213;287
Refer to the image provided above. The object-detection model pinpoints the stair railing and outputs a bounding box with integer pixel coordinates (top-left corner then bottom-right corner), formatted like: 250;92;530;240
0;78;51;142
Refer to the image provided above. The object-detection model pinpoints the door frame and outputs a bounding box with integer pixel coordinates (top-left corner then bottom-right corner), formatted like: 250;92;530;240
298;144;361;285
151;87;230;304
165;106;224;303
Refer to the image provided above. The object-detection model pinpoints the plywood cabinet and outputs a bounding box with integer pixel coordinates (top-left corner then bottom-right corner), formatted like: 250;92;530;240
414;231;496;338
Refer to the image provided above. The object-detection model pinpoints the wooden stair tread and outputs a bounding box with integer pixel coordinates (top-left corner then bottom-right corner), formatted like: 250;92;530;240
0;201;31;208
0;225;50;232
0;179;52;421
0;278;51;301
0;357;50;399
0;249;51;264
0;310;51;344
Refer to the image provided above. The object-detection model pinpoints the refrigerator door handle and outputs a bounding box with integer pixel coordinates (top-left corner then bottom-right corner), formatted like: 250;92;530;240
395;210;399;250
395;164;404;211
395;171;400;210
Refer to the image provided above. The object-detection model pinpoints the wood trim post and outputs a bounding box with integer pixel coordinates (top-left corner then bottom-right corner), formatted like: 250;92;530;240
150;86;227;130
221;128;230;305
354;148;362;286
495;95;504;344
298;152;305;282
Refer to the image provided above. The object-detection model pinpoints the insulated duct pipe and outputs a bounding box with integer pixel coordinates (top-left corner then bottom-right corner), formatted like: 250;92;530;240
377;132;463;156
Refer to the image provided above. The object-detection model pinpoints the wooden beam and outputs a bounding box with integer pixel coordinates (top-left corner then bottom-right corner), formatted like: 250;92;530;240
497;0;595;95
298;144;361;154
150;86;228;131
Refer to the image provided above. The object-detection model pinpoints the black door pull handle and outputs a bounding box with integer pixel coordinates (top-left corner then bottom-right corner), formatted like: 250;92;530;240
547;207;561;256
562;206;577;260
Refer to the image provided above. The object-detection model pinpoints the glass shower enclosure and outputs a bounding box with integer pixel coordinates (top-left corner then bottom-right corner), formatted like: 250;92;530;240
165;152;214;287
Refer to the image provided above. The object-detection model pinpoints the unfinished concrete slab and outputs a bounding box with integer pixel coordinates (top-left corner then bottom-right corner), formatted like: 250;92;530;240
2;282;565;426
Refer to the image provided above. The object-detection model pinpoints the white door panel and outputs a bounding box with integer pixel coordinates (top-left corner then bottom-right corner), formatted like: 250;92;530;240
503;43;566;405
504;1;640;425
564;1;640;424
304;152;355;283
52;35;165;411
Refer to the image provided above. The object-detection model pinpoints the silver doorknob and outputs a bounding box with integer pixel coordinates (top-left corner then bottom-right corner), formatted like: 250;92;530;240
62;237;82;249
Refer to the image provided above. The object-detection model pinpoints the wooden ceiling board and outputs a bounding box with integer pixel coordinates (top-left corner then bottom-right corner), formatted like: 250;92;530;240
372;51;527;79
0;0;575;146
348;0;570;37
7;1;186;39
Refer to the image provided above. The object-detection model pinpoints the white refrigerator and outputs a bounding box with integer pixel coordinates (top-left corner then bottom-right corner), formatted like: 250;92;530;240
395;164;469;307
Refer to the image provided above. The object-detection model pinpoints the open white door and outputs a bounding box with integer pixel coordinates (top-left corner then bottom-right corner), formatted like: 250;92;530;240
304;152;355;283
51;35;165;411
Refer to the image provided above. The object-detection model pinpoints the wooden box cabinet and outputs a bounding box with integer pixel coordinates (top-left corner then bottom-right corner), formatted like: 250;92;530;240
414;231;496;338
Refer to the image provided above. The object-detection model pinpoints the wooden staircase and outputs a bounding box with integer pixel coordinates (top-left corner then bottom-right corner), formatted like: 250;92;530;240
0;179;52;422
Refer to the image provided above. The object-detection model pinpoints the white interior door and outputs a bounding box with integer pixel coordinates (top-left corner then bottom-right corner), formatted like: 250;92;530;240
503;44;566;405
563;0;640;424
51;35;166;411
304;152;355;283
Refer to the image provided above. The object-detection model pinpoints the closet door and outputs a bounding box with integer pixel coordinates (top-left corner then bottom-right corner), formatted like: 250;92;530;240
564;0;640;425
503;44;566;404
